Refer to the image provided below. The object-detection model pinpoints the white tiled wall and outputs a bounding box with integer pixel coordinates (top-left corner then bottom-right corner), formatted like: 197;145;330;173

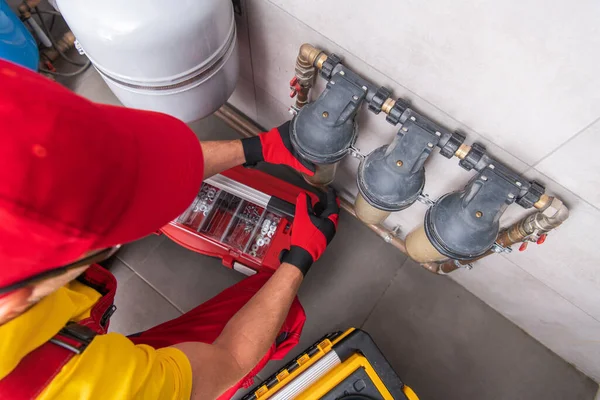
229;0;600;382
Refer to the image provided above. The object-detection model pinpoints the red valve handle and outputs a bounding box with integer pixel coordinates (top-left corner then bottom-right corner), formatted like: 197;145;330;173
289;76;302;98
519;242;529;252
536;233;547;245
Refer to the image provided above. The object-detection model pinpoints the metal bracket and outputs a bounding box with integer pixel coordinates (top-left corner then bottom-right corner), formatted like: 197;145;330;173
490;242;513;254
417;193;435;207
349;145;365;160
288;105;299;116
382;225;402;243
454;259;473;270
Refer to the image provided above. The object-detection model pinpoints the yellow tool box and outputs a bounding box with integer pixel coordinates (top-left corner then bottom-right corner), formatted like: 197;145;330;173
242;328;418;400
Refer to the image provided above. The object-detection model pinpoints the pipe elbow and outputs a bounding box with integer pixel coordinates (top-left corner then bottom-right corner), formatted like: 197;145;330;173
17;4;30;16
298;43;322;66
543;197;570;225
551;202;569;225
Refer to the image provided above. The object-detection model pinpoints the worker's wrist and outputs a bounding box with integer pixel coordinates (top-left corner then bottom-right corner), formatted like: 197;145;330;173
241;136;264;167
281;246;313;276
279;262;306;282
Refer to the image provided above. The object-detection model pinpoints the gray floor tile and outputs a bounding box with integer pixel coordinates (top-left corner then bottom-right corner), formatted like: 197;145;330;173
126;237;245;312
259;210;408;378
188;114;243;141
66;67;121;105
104;258;182;335
362;259;598;400
116;234;166;268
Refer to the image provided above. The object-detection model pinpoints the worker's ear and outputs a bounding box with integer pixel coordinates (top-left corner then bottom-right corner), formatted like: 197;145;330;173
0;287;34;325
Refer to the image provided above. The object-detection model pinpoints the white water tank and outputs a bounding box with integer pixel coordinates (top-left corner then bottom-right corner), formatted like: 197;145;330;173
56;0;238;122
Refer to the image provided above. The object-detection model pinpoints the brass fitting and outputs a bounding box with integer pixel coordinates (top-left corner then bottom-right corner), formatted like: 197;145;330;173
525;197;569;232
293;44;325;109
17;4;31;18
41;31;76;62
17;0;42;17
381;98;396;115
533;193;550;210
298;43;323;68
455;144;471;160
315;53;328;70
295;44;323;86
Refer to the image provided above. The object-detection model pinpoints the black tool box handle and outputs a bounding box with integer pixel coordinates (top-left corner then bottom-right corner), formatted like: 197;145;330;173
333;330;408;400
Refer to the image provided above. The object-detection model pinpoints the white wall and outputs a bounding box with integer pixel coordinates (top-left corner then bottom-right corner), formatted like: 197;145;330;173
229;0;600;381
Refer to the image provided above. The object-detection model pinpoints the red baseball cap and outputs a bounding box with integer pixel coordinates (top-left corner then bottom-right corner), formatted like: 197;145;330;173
0;60;204;289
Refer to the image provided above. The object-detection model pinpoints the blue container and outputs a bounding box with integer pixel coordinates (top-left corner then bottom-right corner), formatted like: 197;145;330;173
0;0;39;70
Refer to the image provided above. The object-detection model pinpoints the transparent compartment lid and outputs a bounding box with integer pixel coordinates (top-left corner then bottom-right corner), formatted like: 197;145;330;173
199;192;242;240
175;179;285;261
177;183;222;230
222;201;265;251
245;211;282;260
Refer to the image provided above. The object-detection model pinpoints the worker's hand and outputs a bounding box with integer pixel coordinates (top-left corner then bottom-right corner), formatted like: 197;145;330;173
281;188;340;275
241;121;315;176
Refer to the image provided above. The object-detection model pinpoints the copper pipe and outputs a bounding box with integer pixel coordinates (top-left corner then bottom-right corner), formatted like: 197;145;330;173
295;89;310;109
215;103;409;257
214;105;260;138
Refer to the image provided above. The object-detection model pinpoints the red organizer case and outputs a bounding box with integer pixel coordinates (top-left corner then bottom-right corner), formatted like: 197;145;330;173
160;166;319;274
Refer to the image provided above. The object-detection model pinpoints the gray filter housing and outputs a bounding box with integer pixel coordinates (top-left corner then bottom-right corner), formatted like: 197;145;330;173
424;168;521;260
291;70;366;164
357;111;443;211
357;145;425;212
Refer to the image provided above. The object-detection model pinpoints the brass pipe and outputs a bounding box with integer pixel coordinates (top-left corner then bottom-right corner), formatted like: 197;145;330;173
293;44;325;109
215;103;409;256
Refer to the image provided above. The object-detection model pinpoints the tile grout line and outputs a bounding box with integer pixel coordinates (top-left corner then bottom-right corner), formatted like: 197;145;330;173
116;256;186;314
261;0;534;169
358;257;411;329
499;253;600;325
531;115;600;168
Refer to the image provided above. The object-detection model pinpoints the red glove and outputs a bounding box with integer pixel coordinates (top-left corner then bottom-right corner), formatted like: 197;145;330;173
241;121;315;176
281;188;340;275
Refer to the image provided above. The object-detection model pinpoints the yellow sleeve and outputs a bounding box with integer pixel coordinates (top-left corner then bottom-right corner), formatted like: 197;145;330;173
37;333;193;400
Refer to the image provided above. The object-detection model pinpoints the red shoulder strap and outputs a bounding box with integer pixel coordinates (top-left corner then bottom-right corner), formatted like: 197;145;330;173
0;339;78;400
0;264;117;400
0;323;98;400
